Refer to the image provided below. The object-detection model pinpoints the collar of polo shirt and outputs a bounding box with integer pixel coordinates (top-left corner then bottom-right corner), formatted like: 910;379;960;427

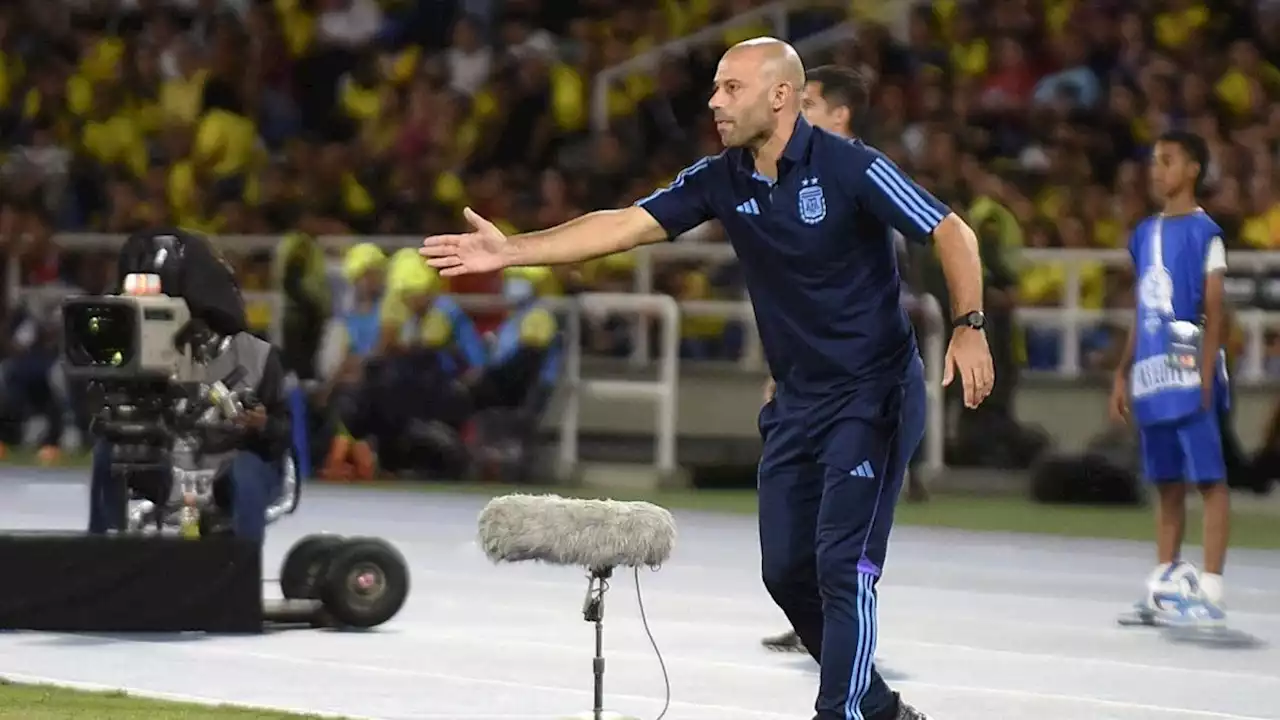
732;115;817;177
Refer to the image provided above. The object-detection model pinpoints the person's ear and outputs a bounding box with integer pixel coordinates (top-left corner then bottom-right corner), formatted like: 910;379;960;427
773;82;790;111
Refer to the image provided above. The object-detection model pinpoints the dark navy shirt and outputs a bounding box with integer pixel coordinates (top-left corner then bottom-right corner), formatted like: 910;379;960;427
637;117;950;428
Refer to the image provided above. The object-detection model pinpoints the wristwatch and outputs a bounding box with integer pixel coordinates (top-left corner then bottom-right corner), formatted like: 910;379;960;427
953;311;986;330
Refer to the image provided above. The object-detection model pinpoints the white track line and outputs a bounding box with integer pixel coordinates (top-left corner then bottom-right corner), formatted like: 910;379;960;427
362;620;1280;685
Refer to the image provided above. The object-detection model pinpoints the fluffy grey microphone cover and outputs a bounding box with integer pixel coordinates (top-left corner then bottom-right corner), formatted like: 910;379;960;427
477;494;677;570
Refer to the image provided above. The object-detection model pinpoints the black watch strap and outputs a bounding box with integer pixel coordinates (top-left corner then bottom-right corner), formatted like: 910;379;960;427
953;311;986;330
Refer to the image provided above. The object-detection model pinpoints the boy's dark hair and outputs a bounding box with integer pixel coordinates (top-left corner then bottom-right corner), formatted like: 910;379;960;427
804;65;870;116
1156;130;1209;192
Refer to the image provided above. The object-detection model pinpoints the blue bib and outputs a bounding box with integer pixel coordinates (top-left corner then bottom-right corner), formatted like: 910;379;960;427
1128;211;1228;427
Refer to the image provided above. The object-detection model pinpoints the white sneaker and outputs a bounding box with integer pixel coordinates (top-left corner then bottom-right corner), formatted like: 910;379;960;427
1151;590;1227;628
1148;568;1227;629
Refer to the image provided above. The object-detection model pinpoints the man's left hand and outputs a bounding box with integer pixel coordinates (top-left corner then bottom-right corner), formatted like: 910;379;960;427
943;327;995;409
237;405;268;431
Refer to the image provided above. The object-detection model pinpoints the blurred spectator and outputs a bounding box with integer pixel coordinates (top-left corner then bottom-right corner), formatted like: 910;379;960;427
276;211;333;379
9;0;1280;465
466;266;562;482
315;241;386;481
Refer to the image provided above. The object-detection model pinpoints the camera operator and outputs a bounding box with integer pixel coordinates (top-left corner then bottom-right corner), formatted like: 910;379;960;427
86;229;292;544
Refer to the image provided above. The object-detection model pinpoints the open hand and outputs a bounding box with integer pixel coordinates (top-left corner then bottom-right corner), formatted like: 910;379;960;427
420;207;509;277
943;327;994;409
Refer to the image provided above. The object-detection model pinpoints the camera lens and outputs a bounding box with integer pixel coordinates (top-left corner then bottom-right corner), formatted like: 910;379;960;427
64;302;133;367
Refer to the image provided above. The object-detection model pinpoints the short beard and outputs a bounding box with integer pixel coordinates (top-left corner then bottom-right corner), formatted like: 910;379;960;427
737;123;774;154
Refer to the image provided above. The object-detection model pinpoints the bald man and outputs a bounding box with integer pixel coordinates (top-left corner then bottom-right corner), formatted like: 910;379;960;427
422;38;992;720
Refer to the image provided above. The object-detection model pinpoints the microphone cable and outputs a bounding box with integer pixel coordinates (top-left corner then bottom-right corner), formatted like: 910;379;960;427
633;567;671;720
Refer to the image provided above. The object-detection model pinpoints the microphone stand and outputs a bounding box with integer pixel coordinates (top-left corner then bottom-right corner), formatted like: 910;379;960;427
581;566;612;720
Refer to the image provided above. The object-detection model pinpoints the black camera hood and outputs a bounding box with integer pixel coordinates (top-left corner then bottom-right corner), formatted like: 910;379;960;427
116;228;248;337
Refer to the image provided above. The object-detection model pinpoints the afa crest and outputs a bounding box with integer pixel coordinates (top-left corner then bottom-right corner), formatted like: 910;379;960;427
1138;266;1173;334
1138;266;1173;314
797;177;826;225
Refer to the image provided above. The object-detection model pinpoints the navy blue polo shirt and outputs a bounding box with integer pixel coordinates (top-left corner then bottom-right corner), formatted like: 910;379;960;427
637;117;950;428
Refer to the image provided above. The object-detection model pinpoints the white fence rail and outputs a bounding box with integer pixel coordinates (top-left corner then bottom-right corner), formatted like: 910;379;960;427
918;293;945;479
448;290;946;479
20;237;1280;380
1017;248;1280;382
557;293;681;478
21;233;961;477
15;236;1280;475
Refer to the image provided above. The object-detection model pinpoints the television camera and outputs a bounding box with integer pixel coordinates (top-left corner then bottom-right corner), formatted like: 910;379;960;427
0;229;409;635
60;274;299;536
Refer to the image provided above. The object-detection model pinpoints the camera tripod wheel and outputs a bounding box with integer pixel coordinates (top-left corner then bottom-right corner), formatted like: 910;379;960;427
318;537;410;629
279;533;347;600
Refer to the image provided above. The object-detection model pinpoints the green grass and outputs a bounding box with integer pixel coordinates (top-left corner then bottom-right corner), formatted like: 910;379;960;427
0;450;90;468
0;679;346;719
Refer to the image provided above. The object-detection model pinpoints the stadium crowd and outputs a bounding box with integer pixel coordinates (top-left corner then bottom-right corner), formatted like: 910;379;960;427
2;0;1280;475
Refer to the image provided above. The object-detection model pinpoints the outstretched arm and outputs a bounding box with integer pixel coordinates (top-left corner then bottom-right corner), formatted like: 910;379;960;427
502;208;669;267
424;157;719;275
506;156;720;266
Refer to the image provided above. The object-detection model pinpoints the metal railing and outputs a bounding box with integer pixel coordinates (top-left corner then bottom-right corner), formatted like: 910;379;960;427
918;293;945;480
557;293;681;478
1019;247;1125;378
1017;248;1280;382
23;238;1280;379
22;233;959;477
